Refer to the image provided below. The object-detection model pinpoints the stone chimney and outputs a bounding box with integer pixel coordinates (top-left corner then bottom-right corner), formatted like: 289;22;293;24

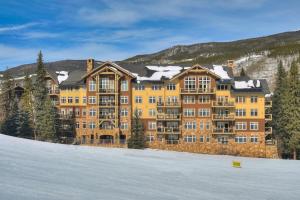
87;59;94;73
227;60;235;68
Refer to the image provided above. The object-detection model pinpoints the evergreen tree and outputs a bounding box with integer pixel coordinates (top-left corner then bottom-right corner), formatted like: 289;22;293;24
272;60;290;157
240;67;247;77
286;60;300;159
18;110;34;138
40;98;57;141
128;109;145;149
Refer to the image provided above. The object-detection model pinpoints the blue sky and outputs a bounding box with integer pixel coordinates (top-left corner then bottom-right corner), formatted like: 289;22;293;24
0;0;300;69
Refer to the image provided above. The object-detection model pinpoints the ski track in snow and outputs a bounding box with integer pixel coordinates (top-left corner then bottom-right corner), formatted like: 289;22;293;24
0;134;300;200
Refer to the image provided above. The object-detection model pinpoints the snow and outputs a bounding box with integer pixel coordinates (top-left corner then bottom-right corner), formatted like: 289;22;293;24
210;65;231;79
235;54;263;64
234;80;260;89
0;134;300;200
134;66;182;81
56;71;69;84
265;93;273;98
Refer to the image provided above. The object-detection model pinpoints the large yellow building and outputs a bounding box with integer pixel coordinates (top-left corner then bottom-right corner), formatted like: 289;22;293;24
44;59;277;158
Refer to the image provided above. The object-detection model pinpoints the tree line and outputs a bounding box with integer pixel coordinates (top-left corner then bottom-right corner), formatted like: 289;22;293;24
0;52;58;141
272;58;300;160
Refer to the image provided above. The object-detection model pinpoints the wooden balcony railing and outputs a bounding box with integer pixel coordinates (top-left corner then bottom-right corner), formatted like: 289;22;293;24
165;140;180;144
180;88;215;94
265;114;272;121
212;114;235;121
265;100;272;108
212;128;235;134
98;89;116;93
99;101;116;106
265;127;272;135
157;127;181;134
157;101;181;107
156;114;181;120
48;89;60;95
212;101;235;107
99;115;116;119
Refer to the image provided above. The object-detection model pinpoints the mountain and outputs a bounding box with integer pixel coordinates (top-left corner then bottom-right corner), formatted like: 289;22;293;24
2;30;300;90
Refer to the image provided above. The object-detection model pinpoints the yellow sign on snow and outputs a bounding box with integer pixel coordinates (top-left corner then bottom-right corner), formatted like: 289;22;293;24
232;161;241;168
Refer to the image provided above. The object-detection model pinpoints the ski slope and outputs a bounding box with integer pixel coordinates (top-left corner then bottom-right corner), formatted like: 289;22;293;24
0;134;299;200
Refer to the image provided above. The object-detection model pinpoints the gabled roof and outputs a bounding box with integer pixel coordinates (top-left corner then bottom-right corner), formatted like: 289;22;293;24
170;64;222;81
81;61;136;80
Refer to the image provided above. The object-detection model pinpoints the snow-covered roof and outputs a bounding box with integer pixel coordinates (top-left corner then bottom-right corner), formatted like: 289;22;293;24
56;71;69;84
209;65;231;79
133;65;182;81
234;80;261;89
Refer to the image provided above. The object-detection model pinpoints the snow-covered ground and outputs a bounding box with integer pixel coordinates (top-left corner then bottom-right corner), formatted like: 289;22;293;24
0;134;299;200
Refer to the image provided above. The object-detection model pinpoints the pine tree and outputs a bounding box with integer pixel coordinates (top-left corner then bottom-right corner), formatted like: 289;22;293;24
240;68;247;77
272;60;290;157
40;98;57;141
128;109;145;149
286;60;300;159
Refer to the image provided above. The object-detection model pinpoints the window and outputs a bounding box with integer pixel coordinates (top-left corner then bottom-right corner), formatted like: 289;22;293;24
199;95;210;103
120;109;128;117
75;108;80;116
198;109;211;117
89;109;96;116
250;122;259;130
206;136;210;142
147;134;155;142
236;96;245;103
251;109;258;116
250;136;258;143
148;96;156;104
120;96;128;104
152;85;161;90
137;109;143;117
89;80;96;91
183;109;195;117
120;122;128;130
88;96;96;104
76;122;80;129
68;97;73;103
61;97;66;103
167;96;178;103
184;121;196;130
82;109;86;116
83;96;87;104
183;96;195;104
235;122;247;130
121;80;128;91
217;136;228;144
82;122;86;129
99;77;113;90
135;96;142;103
200;121;204;130
235;136;247;143
135;84;145;90
89;122;96;129
206;122;211;130
75;97;79;103
148;109;156;117
198;76;211;91
184;77;196;90
236;109;246;117
217;84;229;90
200;136;204;142
167;83;176;90
184;135;196;143
251;96;258;103
148;121;156;130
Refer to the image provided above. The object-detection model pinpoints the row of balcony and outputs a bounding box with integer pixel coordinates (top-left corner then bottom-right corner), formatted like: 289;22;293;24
180;88;216;94
156;114;181;121
48;89;60;95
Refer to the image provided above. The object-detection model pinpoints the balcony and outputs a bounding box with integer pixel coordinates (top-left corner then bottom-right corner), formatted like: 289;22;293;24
212;128;235;135
99;101;116;107
59;114;74;120
165;140;180;144
180;88;215;94
98;89;117;94
265;127;272;135
99;115;116;119
265;114;272;121
212;114;235;121
156;114;181;121
48;89;60;95
157;127;181;134
212;101;235;107
157;101;181;107
265;100;272;108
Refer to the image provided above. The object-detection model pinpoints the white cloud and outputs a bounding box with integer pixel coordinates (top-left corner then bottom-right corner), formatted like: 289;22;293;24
21;31;61;39
0;23;39;33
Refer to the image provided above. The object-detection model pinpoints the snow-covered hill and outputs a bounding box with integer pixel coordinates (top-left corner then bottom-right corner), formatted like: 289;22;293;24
0;134;299;200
